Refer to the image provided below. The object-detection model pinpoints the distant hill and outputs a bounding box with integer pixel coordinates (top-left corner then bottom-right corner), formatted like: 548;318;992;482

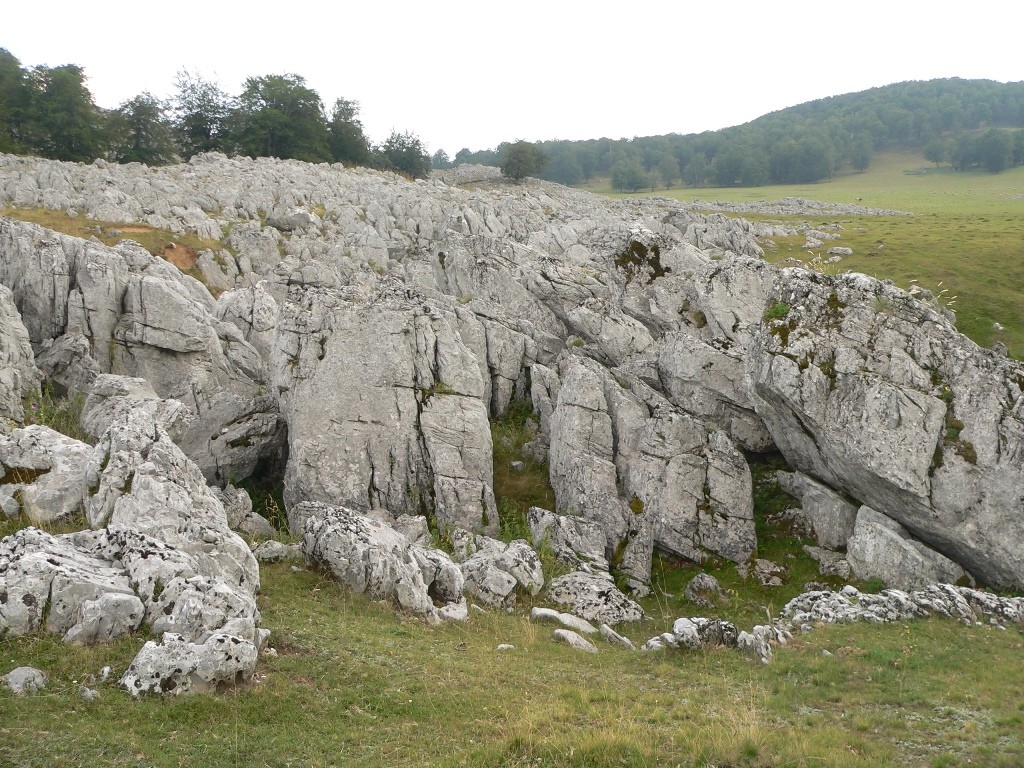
450;79;1024;188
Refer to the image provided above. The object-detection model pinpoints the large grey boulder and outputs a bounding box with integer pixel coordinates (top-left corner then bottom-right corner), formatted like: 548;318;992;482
451;531;544;607
749;268;1024;589
120;632;258;697
299;502;464;622
846;506;969;590
276;293;497;535
0;527;140;638
545;570;644;625
2;666;47;695
0;425;93;524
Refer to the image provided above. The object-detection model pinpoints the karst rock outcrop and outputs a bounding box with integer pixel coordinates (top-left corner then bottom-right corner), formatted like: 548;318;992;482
0;148;1021;687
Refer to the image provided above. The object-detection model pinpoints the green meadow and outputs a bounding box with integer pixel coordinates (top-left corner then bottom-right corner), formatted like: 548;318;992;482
591;150;1024;358
2;561;1023;768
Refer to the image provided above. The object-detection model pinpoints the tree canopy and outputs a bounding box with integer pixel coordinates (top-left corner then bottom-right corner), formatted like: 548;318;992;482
499;140;547;181
229;74;331;162
108;92;176;165
327;97;371;166
376;130;431;178
171;70;233;158
2;49;1024;189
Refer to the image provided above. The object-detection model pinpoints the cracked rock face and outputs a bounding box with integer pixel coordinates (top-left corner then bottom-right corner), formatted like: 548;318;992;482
0;217;278;484
749;268;1024;589
1;151;1022;603
0;283;40;423
546;355;755;588
276;295;498;535
300;502;465;623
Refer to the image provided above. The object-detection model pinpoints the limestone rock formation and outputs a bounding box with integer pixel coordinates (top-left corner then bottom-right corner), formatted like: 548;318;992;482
0;149;1021;610
545;570;644;625
0;425;92;524
0;217;278;483
846;506;969;590
299;502;465;622
120;632;258;697
2;666;47;695
545;354;755;589
749;269;1024;588
775;471;858;550
451;530;544;607
782;583;1024;628
0;283;40;423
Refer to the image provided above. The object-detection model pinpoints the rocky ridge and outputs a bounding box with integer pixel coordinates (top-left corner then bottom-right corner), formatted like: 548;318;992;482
0;152;1021;692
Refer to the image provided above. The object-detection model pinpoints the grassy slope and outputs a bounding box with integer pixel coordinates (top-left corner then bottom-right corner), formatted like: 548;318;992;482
588;151;1024;357
2;565;1023;767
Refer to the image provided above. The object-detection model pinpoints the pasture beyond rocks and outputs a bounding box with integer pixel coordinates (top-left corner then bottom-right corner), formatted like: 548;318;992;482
0;152;1022;764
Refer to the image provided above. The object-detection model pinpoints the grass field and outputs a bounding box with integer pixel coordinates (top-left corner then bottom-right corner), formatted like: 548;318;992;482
587;151;1024;358
2;563;1023;768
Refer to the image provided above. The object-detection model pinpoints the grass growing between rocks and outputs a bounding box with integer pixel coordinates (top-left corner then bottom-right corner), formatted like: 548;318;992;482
21;384;91;445
490;399;556;541
2;562;1023;767
0;206;222;289
639;456;838;630
587;151;1024;358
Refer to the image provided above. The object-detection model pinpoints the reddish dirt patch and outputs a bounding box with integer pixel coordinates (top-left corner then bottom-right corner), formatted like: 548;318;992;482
117;226;153;234
163;242;197;271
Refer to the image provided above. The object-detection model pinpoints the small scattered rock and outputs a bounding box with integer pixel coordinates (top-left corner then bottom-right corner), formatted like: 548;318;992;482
599;623;636;650
2;666;46;695
684;572;725;608
496;644;515;651
529;606;598;634
738;558;786;586
552;629;598;653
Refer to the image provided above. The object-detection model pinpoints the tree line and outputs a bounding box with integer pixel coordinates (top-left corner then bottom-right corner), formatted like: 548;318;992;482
0;48;432;178
450;79;1024;189
3;50;1023;189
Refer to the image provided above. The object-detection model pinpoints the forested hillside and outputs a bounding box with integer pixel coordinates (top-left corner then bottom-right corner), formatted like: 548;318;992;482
1;45;1022;189
455;79;1024;188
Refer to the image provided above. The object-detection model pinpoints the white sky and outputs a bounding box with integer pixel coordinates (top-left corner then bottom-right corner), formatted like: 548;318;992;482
5;0;1022;157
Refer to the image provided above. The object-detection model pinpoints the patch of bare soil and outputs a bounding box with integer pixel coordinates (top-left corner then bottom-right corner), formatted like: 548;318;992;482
162;242;197;271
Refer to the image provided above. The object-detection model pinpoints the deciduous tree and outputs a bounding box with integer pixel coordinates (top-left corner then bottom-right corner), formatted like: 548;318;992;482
228;74;330;162
171;70;233;158
499;140;547;181
376;130;431;178
327;97;371;165
108;92;176;165
26;64;101;161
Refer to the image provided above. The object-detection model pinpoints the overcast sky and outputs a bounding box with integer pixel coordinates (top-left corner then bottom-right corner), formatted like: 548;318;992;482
6;1;1022;156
